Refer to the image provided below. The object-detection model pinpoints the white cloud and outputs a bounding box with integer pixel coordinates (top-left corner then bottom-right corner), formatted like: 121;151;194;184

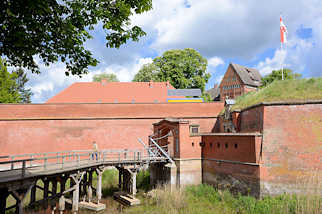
208;57;224;68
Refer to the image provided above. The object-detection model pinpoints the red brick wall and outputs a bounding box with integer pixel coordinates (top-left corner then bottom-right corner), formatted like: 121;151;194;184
219;65;244;100
259;103;322;195
239;105;264;132
178;123;202;159
202;135;261;163
202;160;260;196
0;103;223;156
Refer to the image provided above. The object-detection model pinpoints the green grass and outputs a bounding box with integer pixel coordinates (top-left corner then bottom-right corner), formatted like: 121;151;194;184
123;184;322;214
231;78;322;111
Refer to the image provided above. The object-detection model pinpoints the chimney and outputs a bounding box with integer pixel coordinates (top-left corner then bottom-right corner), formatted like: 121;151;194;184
101;79;107;86
149;80;153;88
166;80;170;88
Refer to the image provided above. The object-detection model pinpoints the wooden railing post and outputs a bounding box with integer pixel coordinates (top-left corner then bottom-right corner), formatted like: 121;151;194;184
22;160;26;178
10;157;14;170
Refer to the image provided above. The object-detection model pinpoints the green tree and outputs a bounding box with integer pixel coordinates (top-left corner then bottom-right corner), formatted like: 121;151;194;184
261;69;302;88
133;63;160;82
134;48;210;93
12;68;33;103
0;0;152;76
93;73;119;82
0;59;21;103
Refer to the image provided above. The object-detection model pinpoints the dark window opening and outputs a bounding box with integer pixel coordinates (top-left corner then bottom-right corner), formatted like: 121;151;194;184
234;143;238;149
217;143;220;148
225;143;228;148
192;142;194;147
210;143;213;148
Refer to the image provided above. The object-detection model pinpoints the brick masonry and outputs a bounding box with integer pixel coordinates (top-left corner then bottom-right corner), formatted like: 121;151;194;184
0;103;223;156
260;103;322;195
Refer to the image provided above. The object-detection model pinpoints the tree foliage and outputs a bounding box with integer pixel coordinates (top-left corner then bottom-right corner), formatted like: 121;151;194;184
0;59;20;103
0;0;152;76
12;68;33;103
133;48;210;93
0;59;33;103
132;63;160;82
261;69;302;88
93;73;119;82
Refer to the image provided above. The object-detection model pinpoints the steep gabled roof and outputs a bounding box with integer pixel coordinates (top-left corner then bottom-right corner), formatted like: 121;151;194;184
46;81;180;103
230;63;262;87
206;84;220;100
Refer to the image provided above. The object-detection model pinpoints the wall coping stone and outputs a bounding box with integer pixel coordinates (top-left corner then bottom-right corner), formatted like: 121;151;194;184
197;132;262;136
237;100;322;113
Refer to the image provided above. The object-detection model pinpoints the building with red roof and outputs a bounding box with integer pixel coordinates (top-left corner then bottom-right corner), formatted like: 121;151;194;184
46;80;181;103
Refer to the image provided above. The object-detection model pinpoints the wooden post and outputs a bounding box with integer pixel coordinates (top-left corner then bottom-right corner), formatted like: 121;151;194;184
12;186;32;214
71;172;85;213
43;179;49;209
96;169;103;204
59;195;65;214
118;168;122;190
30;184;36;207
129;170;137;195
88;171;93;202
72;182;79;213
82;172;87;201
0;189;8;214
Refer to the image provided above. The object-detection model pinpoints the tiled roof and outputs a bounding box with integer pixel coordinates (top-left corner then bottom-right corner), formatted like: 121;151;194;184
230;63;262;87
46;81;181;103
206;85;220;100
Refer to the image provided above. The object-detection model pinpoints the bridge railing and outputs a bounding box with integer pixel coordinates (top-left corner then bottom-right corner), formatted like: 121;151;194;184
0;148;168;177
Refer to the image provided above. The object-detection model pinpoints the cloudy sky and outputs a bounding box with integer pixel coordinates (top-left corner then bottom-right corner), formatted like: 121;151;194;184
25;0;322;103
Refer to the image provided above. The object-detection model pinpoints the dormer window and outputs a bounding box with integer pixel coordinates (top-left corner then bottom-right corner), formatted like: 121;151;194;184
190;125;200;134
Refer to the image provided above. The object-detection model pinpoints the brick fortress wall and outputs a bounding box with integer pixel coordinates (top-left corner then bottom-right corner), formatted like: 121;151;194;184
0;103;223;156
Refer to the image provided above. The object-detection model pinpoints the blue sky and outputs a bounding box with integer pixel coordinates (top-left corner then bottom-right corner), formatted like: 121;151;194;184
25;0;322;103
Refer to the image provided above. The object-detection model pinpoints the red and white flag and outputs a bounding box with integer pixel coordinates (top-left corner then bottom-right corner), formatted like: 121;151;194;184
280;16;288;43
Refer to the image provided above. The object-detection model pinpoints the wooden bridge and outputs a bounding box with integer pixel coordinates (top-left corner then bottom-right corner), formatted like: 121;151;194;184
0;138;173;213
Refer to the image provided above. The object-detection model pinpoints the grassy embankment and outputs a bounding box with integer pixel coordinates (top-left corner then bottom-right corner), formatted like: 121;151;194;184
231;78;322;111
125;184;321;214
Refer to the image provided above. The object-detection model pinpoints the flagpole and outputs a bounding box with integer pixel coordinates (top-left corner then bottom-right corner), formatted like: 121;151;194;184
281;41;284;80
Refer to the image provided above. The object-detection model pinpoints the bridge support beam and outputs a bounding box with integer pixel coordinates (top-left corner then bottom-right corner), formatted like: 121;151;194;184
11;185;33;214
117;166;138;195
150;162;177;190
70;171;85;213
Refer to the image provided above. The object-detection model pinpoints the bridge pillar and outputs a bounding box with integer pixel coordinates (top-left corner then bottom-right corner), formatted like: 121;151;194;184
0;188;9;214
50;179;58;210
71;172;85;213
11;185;32;214
96;168;103;203
30;184;36;208
88;170;93;202
43;178;49;209
59;195;65;214
150;162;177;189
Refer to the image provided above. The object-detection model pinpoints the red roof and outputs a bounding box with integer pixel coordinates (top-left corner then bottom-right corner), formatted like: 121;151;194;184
46;81;180;103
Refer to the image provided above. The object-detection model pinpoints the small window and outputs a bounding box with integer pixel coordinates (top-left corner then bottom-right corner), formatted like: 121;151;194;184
190;125;200;134
192;142;194;147
217;143;220;148
131;99;135;103
234;143;238;149
225;143;228;148
210;143;213;148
